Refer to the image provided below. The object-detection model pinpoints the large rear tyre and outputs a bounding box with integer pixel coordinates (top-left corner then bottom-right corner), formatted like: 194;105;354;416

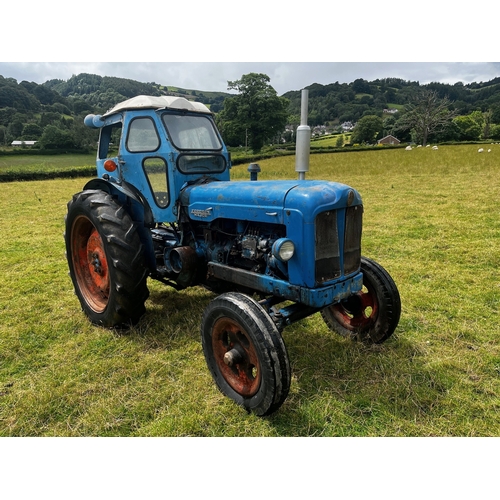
65;190;149;327
321;257;401;343
201;292;291;416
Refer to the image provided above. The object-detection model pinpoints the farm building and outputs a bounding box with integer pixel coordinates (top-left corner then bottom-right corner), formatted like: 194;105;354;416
341;121;355;131
377;135;400;145
11;140;37;147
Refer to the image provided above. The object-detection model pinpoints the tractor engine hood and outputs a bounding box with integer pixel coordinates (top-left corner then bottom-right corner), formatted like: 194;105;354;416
181;179;362;224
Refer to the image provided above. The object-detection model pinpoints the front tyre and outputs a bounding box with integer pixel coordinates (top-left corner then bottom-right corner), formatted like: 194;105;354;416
321;257;401;343
201;292;291;416
65;190;149;327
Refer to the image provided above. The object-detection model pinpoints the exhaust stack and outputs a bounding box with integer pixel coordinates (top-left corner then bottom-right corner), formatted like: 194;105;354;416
295;89;311;180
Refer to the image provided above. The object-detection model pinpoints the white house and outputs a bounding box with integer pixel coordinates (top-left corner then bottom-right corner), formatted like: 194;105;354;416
11;140;37;147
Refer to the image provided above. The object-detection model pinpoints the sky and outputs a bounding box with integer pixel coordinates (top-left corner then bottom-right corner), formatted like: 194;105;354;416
1;61;500;96
2;2;499;96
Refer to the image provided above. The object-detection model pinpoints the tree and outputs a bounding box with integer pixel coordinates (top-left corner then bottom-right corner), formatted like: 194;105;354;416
352;78;371;94
432;120;460;142
0;125;6;146
350;115;383;144
39;125;76;149
453;115;482;141
217;73;289;152
7;117;24;139
397;89;456;146
482;109;493;139
490;124;500;140
490;104;500;124
22;123;43;140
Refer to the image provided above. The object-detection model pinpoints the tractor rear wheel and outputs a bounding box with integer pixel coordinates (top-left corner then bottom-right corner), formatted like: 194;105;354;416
201;292;291;416
321;257;401;343
65;190;149;327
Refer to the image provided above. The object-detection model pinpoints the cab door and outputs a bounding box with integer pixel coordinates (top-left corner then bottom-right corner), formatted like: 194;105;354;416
119;111;177;224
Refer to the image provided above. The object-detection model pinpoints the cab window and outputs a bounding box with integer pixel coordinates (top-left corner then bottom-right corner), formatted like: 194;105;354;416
162;113;221;150
126;117;160;152
143;157;169;208
98;123;122;159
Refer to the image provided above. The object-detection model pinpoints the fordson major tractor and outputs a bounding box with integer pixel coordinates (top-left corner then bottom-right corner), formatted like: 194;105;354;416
64;91;401;416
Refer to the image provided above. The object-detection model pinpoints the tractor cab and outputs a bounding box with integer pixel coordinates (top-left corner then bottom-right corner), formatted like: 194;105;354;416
84;95;231;224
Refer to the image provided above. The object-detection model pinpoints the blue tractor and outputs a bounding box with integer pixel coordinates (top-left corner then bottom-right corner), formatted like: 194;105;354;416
65;92;401;416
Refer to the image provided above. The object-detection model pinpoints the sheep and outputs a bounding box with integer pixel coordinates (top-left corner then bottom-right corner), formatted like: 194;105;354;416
405;145;412;151
478;148;484;153
432;146;438;150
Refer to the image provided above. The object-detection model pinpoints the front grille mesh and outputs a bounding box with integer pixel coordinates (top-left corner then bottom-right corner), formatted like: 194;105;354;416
344;205;363;275
315;206;363;284
315;211;340;283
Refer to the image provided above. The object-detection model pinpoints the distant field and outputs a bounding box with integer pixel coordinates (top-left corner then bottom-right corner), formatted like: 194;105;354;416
1;144;499;437
0;153;96;174
0;154;96;181
0;153;96;182
310;134;350;148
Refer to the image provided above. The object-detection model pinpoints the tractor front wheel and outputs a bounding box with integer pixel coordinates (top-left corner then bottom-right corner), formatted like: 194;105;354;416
65;190;149;327
201;292;291;416
321;257;401;343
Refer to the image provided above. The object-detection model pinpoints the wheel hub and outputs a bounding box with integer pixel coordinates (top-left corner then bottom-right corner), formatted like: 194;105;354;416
212;318;261;397
223;347;244;366
333;285;378;330
71;217;110;313
91;252;103;275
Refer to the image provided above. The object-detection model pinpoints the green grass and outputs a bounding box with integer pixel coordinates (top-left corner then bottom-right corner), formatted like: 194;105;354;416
310;134;348;148
0;154;96;181
1;144;499;436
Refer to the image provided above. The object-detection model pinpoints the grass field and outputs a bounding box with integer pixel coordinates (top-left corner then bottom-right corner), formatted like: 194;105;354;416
0;153;96;181
310;133;348;148
1;144;499;437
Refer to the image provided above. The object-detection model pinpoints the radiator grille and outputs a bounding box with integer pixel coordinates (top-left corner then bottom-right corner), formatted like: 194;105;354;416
344;205;363;275
315;210;340;283
315;205;363;284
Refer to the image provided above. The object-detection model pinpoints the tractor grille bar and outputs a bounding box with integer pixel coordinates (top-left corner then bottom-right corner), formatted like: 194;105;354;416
315;205;363;284
344;205;363;275
315;210;340;283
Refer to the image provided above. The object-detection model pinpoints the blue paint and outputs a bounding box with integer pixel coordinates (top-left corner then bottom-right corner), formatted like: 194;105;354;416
83;96;364;316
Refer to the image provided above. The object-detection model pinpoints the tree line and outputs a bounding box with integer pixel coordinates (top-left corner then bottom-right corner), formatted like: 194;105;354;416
0;73;229;151
2;72;500;153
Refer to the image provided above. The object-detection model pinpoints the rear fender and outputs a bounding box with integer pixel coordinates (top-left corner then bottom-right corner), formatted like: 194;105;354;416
83;178;156;270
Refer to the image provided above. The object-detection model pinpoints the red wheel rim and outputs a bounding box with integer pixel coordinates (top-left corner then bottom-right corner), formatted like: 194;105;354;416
330;283;378;331
212;317;261;397
71;216;110;313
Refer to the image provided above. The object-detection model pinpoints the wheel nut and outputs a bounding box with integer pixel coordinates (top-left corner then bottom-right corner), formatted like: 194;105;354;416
224;348;242;366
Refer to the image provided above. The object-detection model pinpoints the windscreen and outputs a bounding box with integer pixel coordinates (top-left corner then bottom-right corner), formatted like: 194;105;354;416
162;113;222;150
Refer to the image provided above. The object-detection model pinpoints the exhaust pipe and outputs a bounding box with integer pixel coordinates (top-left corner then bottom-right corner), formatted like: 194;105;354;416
165;246;198;288
295;89;311;180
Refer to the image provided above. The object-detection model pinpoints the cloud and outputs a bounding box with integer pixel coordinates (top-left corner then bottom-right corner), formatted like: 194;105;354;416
1;62;499;96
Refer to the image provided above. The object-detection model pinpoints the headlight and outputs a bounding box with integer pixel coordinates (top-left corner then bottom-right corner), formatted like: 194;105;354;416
272;238;295;262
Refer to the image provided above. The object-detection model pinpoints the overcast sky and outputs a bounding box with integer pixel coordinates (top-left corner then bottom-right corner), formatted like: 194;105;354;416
1;62;500;96
2;3;499;96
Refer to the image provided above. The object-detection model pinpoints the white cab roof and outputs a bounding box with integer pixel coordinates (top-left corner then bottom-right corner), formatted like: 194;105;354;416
103;95;212;116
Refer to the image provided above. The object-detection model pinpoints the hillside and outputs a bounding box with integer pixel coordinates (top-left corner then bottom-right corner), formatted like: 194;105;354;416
42;73;231;113
284;77;500;126
2;72;500;149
